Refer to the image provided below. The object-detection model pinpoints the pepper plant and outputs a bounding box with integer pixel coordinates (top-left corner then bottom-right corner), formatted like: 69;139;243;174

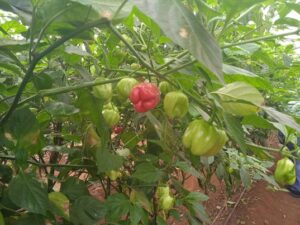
0;0;300;225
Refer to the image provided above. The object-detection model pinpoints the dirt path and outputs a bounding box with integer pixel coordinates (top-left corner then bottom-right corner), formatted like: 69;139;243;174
214;181;300;225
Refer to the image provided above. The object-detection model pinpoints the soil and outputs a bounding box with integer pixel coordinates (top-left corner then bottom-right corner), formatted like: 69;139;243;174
206;132;300;225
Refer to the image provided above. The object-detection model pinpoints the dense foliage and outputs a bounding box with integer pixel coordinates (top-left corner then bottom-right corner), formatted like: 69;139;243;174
0;0;299;224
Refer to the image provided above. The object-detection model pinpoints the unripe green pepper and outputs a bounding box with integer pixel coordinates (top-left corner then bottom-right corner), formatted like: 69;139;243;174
106;170;122;181
182;119;228;156
92;77;112;102
160;195;174;211
116;78;138;99
274;157;296;186
156;186;175;211
157;186;170;198
163;91;189;119
102;103;120;127
159;81;176;94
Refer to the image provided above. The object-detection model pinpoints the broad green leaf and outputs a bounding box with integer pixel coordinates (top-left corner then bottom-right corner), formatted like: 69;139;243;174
71;0;133;21
129;189;153;213
130;204;143;225
262;106;300;133
15;214;45;225
133;0;223;82
70;196;106;225
61;177;89;201
240;167;251;188
132;162;163;183
96;148;123;173
8;172;49;215
223;64;272;89
214;82;264;107
65;45;92;57
32;73;53;90
222;0;263;15
45;102;79;117
156;216;167;225
223;113;247;152
183;192;209;203
48;192;70;220
106;193;131;221
4;107;39;139
4;0;32;24
175;161;205;180
242;114;275;129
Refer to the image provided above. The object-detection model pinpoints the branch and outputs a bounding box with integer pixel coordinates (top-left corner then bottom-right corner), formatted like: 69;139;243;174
0;155;95;169
221;28;300;49
0;18;109;126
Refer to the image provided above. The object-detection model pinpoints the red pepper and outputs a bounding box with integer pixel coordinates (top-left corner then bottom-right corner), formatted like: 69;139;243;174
129;83;160;113
113;126;123;134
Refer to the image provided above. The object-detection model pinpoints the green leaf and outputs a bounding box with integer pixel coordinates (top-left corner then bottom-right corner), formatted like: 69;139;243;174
70;196;106;225
223;113;247;152
15;214;45;225
45;102;79;117
106;193;131;221
223;64;272;89
240;167;251;188
4;107;39;139
65;45;92;57
70;0;133;21
4;0;32;24
61;177;89;201
242;114;275;129
129;189;153;213
175;161;205;180
96;148;123;173
130;204;143;225
8;172;49;215
132;162;163;183
184;192;209;203
222;0;263;15
48;192;70;220
133;0;223;82
156;216;167;225
32;73;53;90
262;106;300;133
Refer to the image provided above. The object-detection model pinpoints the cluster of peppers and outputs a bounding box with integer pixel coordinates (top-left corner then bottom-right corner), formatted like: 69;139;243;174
92;77;228;157
93;76;297;191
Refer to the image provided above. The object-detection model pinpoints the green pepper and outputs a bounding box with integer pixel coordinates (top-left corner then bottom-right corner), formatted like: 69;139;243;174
92;77;112;102
106;170;122;181
159;81;176;94
102;103;120;128
163;91;189;119
156;186;175;211
116;78;138;99
182;119;228;156
274;157;296;186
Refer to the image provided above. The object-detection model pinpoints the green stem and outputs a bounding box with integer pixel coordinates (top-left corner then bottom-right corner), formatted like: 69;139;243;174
221;28;300;49
156;50;189;71
0;155;95;169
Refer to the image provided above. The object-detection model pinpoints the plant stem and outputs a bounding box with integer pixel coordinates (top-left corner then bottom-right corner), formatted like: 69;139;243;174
156;50;189;71
0;155;95;169
221;28;300;49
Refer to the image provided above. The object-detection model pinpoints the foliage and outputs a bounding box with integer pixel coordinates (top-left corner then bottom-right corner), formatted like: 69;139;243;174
0;0;299;224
